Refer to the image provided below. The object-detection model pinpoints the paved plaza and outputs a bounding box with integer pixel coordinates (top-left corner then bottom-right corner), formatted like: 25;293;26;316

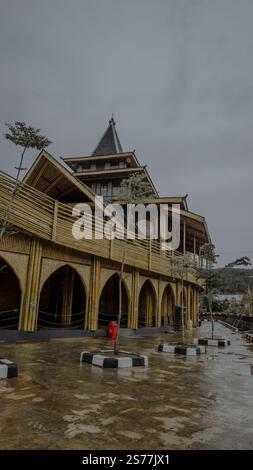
0;323;253;450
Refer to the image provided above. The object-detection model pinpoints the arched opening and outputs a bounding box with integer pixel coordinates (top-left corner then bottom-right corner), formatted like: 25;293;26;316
38;265;86;329
98;273;129;329
161;284;175;327
138;280;156;328
0;257;21;329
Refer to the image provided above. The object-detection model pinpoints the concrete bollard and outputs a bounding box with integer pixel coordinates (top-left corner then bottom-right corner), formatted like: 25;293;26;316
0;358;18;379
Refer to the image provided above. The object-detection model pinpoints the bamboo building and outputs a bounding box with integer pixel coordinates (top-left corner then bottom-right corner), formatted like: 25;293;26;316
0;119;210;333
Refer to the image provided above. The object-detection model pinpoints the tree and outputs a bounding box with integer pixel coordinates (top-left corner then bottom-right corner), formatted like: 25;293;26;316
169;252;195;328
194;243;251;339
114;171;156;351
0;121;51;239
120;168;155;203
212;267;253;294
242;290;253;316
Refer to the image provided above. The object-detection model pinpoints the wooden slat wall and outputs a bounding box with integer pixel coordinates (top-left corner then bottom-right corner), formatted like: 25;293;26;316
0;172;201;284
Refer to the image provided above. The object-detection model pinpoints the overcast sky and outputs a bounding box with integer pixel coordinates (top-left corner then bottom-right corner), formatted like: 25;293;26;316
0;0;252;265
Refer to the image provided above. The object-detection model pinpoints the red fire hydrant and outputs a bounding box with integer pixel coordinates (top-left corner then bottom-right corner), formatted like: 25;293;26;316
107;321;118;339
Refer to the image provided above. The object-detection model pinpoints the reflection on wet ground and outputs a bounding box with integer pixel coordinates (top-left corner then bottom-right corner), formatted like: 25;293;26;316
0;322;253;449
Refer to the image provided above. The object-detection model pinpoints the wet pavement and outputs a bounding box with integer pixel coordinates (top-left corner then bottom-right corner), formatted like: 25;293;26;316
0;322;253;450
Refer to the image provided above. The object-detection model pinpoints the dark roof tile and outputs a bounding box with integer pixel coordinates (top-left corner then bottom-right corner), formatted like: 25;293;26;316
92;117;123;156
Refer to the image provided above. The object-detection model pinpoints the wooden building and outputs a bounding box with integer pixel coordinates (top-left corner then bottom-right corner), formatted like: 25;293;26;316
0;119;210;332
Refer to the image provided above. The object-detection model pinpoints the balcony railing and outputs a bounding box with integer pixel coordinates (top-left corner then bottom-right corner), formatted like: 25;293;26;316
0;171;200;284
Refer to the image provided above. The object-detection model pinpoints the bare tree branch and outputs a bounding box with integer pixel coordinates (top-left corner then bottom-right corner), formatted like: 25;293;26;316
0;121;51;240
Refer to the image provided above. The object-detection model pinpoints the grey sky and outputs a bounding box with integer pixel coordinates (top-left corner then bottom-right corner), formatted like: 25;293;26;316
0;0;252;265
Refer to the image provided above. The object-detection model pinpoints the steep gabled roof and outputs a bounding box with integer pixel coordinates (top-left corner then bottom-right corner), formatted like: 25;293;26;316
92;117;123;156
22;150;96;203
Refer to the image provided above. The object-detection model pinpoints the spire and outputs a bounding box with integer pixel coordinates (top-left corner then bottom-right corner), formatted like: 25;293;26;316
92;116;123;156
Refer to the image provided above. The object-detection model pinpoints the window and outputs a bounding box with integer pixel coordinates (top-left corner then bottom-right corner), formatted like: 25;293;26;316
100;183;108;196
82;163;91;170
110;161;119;168
112;182;121;196
96;162;105;170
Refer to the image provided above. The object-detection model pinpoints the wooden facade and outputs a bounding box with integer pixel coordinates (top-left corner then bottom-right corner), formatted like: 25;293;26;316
0;121;210;332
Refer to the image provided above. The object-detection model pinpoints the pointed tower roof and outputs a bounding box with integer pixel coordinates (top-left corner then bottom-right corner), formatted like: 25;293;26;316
91;117;123;156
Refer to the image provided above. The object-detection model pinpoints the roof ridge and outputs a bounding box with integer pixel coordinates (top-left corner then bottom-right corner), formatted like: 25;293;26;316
91;117;123;156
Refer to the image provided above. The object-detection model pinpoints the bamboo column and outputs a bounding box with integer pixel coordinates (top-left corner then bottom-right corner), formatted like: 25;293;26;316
20;238;42;331
183;221;186;254
177;280;181;305
192;288;197;325
86;257;101;331
187;284;191;324
196;289;200;323
157;278;162;328
129;270;139;329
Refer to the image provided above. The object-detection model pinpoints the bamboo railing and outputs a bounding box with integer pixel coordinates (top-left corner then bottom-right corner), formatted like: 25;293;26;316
0;171;199;283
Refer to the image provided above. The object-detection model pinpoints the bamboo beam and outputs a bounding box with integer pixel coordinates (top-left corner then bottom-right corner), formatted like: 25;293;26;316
21;238;42;331
52;201;58;242
44;174;63;194
31;160;48;186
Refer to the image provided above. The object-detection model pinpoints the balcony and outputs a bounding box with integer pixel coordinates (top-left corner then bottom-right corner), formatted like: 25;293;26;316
0;171;201;285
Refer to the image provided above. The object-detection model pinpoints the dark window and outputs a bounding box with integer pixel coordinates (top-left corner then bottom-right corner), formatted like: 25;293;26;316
100;183;108;195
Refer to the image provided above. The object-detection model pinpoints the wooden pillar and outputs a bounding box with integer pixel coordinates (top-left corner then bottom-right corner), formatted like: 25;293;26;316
62;267;74;326
18;293;25;331
157;279;162;327
86;257;101;331
192;288;197;325
109;237;114;259
20;238;42;331
183;221;186;254
196;289;200;323
176;280;181;305
187;285;191;322
129;270;139;329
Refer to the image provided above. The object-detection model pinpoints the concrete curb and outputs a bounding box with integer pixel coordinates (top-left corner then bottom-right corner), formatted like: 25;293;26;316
0;358;18;379
194;337;230;347
80;351;149;368
0;326;174;342
158;344;206;355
